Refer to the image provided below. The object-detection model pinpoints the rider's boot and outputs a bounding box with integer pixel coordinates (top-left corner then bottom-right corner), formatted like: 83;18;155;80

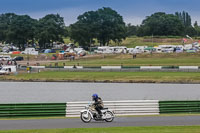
100;114;106;119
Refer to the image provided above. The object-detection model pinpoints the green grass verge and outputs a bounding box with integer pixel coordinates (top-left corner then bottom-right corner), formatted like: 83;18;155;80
1;126;200;133
2;71;200;83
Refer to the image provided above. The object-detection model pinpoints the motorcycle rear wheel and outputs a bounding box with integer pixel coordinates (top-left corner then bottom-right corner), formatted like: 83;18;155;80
105;111;114;122
80;111;92;123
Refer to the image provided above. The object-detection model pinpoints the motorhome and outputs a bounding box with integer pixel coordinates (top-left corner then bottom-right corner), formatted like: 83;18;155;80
184;44;193;51
112;46;127;54
94;47;114;54
128;48;143;54
175;45;184;53
135;46;148;53
157;45;176;53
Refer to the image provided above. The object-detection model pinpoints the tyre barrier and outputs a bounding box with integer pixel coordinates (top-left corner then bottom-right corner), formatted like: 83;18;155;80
0;100;200;118
0;103;66;117
159;101;200;114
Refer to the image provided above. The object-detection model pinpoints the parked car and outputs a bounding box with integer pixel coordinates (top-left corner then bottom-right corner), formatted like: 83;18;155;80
13;56;24;61
0;55;11;61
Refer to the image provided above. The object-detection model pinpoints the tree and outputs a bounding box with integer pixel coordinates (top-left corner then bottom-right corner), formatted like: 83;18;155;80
194;21;200;36
126;23;138;37
0;13;37;50
175;11;192;27
0;13;17;43
8;15;38;49
69;11;97;48
175;11;195;36
69;7;126;47
37;14;66;49
138;12;184;36
95;7;126;46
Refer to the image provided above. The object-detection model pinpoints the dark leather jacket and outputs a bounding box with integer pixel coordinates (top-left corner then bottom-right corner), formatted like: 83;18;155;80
93;97;104;108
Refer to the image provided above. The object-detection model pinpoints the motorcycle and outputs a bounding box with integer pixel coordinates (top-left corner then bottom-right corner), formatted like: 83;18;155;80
80;104;115;123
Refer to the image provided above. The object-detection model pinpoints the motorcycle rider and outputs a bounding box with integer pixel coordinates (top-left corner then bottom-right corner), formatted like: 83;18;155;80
92;94;104;118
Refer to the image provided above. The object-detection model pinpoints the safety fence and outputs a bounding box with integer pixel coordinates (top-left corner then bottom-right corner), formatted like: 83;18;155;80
0;103;66;117
1;100;200;118
29;66;200;70
66;100;160;117
159;101;200;114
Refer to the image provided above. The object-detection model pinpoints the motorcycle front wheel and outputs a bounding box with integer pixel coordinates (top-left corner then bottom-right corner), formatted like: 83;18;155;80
105;111;114;122
80;111;92;123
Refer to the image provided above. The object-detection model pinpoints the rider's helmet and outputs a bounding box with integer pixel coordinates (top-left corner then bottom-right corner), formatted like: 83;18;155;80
92;94;98;101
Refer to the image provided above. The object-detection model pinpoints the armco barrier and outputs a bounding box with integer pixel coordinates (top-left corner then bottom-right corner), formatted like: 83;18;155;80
179;66;199;70
101;66;122;69
0;103;66;117
140;66;162;70
29;66;200;71
159;101;200;114
66;100;159;117
64;66;83;69
162;66;179;69
30;66;45;69
122;66;140;69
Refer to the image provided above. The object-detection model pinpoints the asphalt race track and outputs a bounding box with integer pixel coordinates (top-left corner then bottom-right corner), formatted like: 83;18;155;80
0;116;200;130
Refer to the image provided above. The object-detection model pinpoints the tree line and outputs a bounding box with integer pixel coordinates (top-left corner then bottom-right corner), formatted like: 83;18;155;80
0;8;200;50
0;13;66;50
127;11;200;37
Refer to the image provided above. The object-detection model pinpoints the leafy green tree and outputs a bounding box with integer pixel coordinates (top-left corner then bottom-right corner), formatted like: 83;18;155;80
69;11;97;48
175;11;196;36
37;14;66;49
69;7;126;47
126;23;138;37
194;21;200;36
95;7;126;46
175;11;191;27
138;12;184;36
8;15;37;49
0;13;17;43
0;13;37;50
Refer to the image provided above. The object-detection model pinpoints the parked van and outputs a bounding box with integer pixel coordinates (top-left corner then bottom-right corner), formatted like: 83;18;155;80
0;66;16;75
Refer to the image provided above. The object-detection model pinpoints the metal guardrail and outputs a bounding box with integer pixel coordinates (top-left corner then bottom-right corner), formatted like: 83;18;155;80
66;100;160;117
30;66;200;70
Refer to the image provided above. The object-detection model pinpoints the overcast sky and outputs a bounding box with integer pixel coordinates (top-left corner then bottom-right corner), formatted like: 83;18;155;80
0;0;199;26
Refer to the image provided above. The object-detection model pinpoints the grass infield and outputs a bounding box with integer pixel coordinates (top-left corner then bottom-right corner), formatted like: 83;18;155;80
2;71;200;83
1;126;200;133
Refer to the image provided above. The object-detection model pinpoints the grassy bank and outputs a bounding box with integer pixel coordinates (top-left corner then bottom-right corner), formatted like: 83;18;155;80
1;126;200;133
65;36;195;48
45;53;200;67
2;71;200;83
119;36;184;48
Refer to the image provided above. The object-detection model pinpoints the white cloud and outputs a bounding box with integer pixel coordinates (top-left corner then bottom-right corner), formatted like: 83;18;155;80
123;16;144;25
